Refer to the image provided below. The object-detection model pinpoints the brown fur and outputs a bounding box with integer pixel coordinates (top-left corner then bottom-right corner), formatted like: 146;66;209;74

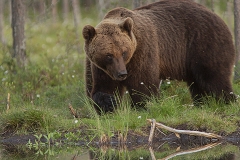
83;0;236;114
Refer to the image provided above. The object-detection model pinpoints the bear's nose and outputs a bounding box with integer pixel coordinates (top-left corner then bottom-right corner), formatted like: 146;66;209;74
118;71;128;80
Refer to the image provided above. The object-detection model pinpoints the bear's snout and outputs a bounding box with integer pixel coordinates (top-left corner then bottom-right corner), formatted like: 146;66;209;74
117;70;128;80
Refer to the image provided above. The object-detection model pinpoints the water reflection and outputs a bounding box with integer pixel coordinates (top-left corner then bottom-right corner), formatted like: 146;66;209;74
0;141;240;160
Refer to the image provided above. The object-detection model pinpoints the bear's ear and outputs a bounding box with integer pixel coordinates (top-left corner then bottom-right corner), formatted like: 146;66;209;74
119;17;133;35
82;25;96;42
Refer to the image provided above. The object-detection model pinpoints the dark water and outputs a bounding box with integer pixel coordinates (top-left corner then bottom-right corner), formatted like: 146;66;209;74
1;136;240;160
0;143;239;160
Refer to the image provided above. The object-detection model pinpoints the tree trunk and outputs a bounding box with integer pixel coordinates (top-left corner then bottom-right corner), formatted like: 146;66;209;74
200;0;206;5
52;0;58;23
71;0;81;54
0;0;6;44
234;0;240;80
227;0;233;35
33;0;45;22
72;0;81;25
8;0;12;24
82;0;94;8
11;0;27;68
133;0;141;9
34;0;45;14
98;0;105;20
211;0;214;12
63;0;69;21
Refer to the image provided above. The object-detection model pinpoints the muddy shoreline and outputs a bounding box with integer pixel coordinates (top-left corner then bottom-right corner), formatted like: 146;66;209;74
1;127;240;148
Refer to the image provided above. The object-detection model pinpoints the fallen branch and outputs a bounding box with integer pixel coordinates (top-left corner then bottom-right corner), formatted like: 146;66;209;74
148;119;156;145
147;119;222;140
149;147;156;160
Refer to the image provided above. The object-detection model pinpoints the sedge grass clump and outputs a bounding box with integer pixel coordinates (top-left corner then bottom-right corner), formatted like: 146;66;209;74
0;107;58;134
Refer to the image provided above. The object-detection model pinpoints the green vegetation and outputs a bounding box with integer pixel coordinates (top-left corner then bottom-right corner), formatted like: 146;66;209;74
0;2;240;156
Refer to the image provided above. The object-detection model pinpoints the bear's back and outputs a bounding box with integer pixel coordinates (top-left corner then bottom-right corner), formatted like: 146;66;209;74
103;0;235;80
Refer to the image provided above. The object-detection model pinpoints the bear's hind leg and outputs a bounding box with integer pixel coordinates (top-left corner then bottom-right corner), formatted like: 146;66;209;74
188;77;236;105
188;81;205;105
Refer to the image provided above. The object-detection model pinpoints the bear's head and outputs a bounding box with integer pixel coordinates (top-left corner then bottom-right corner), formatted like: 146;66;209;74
82;17;137;81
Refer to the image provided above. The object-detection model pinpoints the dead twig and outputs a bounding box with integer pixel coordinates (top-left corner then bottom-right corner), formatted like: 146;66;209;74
68;103;78;118
147;119;222;140
6;93;10;112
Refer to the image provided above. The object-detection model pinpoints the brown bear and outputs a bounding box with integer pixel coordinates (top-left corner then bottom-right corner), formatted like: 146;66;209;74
82;0;236;114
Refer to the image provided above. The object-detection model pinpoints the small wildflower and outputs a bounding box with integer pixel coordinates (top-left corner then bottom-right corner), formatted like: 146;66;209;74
4;70;8;74
167;81;171;85
126;91;129;94
2;78;6;82
74;120;78;124
72;75;75;78
230;92;233;94
62;72;65;75
140;82;144;85
138;116;141;119
139;157;143;160
36;94;40;98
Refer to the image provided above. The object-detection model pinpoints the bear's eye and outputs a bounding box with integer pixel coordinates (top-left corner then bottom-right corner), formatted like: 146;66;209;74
106;54;113;61
122;52;127;58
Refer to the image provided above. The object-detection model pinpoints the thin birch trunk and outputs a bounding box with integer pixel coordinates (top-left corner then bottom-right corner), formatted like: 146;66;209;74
234;0;240;80
11;0;27;68
0;0;6;44
71;0;81;54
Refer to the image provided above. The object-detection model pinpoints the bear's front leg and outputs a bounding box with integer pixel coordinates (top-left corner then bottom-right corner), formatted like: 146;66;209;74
91;66;124;114
92;92;117;114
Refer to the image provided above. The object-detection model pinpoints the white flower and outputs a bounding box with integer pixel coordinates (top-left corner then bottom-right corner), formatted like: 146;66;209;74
125;91;129;94
167;81;171;85
36;94;40;98
138;116;141;119
140;82;144;85
74;120;78;124
2;78;6;82
62;72;64;75
230;92;233;94
139;157;143;160
72;75;75;78
4;70;8;74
